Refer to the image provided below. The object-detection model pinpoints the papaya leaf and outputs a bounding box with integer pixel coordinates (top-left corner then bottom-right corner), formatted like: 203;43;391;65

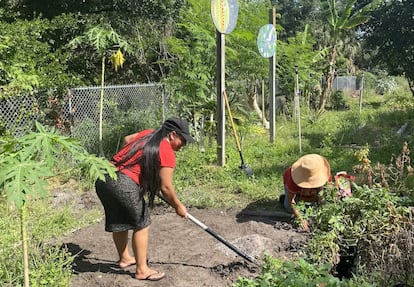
77;153;117;183
0;122;117;207
1;157;53;207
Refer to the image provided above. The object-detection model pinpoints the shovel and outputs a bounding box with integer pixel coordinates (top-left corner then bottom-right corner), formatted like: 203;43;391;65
158;195;259;266
223;90;254;177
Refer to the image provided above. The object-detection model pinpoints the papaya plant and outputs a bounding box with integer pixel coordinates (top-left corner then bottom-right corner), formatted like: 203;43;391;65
68;23;130;156
0;122;117;287
318;0;380;112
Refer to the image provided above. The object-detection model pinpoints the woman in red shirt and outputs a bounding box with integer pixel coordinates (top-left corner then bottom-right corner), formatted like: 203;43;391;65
281;154;331;231
95;117;195;281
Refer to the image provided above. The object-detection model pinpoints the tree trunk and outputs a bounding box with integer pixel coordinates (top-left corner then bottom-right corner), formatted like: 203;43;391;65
98;56;105;157
408;77;414;97
21;202;30;287
247;81;269;128
318;45;337;112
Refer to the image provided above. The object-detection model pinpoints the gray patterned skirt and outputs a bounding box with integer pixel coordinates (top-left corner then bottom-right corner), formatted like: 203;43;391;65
95;171;151;232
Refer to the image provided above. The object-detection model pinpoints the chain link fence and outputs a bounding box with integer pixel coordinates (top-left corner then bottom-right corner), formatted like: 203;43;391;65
0;95;38;136
0;78;360;146
66;83;166;128
333;76;360;91
64;83;169;154
0;84;168;146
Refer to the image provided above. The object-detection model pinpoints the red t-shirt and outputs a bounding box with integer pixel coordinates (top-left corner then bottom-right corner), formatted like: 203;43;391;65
112;129;176;184
283;167;301;194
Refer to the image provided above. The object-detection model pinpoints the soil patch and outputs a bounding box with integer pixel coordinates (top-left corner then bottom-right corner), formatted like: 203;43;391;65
57;188;308;287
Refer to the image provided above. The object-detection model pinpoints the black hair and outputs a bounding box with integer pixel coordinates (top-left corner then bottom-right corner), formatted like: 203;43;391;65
114;125;170;206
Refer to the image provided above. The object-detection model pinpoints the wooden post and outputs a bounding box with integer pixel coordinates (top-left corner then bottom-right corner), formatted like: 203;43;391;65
269;7;276;143
295;65;302;153
216;31;226;166
262;79;265;127
359;75;364;113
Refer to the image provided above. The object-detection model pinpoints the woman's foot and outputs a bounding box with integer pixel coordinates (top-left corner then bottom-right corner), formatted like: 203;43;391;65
118;257;136;269
135;270;166;281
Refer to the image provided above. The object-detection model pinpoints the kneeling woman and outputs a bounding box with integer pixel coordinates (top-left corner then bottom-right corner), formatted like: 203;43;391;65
281;154;331;231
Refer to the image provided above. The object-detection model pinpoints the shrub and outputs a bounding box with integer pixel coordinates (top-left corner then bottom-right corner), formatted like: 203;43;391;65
375;76;397;95
101;109;159;158
329;90;349;111
301;183;414;286
233;256;372;287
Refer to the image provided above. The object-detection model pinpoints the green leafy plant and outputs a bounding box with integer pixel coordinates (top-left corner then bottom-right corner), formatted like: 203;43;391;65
353;142;414;196
0;122;116;287
375;76;397;95
301;183;413;285
318;0;380;112
233;255;372;287
69;24;130;156
29;245;73;287
329;90;349;111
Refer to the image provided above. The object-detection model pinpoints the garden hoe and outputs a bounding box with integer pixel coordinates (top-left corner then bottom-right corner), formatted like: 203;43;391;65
223;90;254;177
158;195;260;267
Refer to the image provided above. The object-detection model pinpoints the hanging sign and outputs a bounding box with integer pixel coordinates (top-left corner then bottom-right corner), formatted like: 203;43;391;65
257;24;277;58
211;0;238;34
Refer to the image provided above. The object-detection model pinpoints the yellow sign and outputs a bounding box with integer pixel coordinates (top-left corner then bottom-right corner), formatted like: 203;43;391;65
211;0;238;34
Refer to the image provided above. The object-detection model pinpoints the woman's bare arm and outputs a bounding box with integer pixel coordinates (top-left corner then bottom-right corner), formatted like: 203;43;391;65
287;191;309;231
123;133;139;146
159;167;187;218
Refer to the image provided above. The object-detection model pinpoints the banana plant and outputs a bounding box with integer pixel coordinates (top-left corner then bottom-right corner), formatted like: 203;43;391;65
0;122;117;287
318;0;380;112
69;24;130;157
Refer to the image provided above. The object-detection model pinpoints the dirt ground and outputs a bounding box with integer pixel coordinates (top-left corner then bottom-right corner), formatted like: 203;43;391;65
58;188;308;287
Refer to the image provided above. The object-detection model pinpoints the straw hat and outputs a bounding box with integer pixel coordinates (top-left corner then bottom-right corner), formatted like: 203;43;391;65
291;154;330;188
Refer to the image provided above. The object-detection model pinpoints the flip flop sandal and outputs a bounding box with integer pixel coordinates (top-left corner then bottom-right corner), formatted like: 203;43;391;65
139;271;165;281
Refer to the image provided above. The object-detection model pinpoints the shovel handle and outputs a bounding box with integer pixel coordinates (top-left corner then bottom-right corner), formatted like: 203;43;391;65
223;90;242;152
187;213;208;229
158;195;258;265
186;213;256;264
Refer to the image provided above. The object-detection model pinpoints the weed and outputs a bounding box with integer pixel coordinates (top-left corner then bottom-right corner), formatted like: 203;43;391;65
233;255;372;287
29;245;74;287
302;184;414;285
353;142;414;196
